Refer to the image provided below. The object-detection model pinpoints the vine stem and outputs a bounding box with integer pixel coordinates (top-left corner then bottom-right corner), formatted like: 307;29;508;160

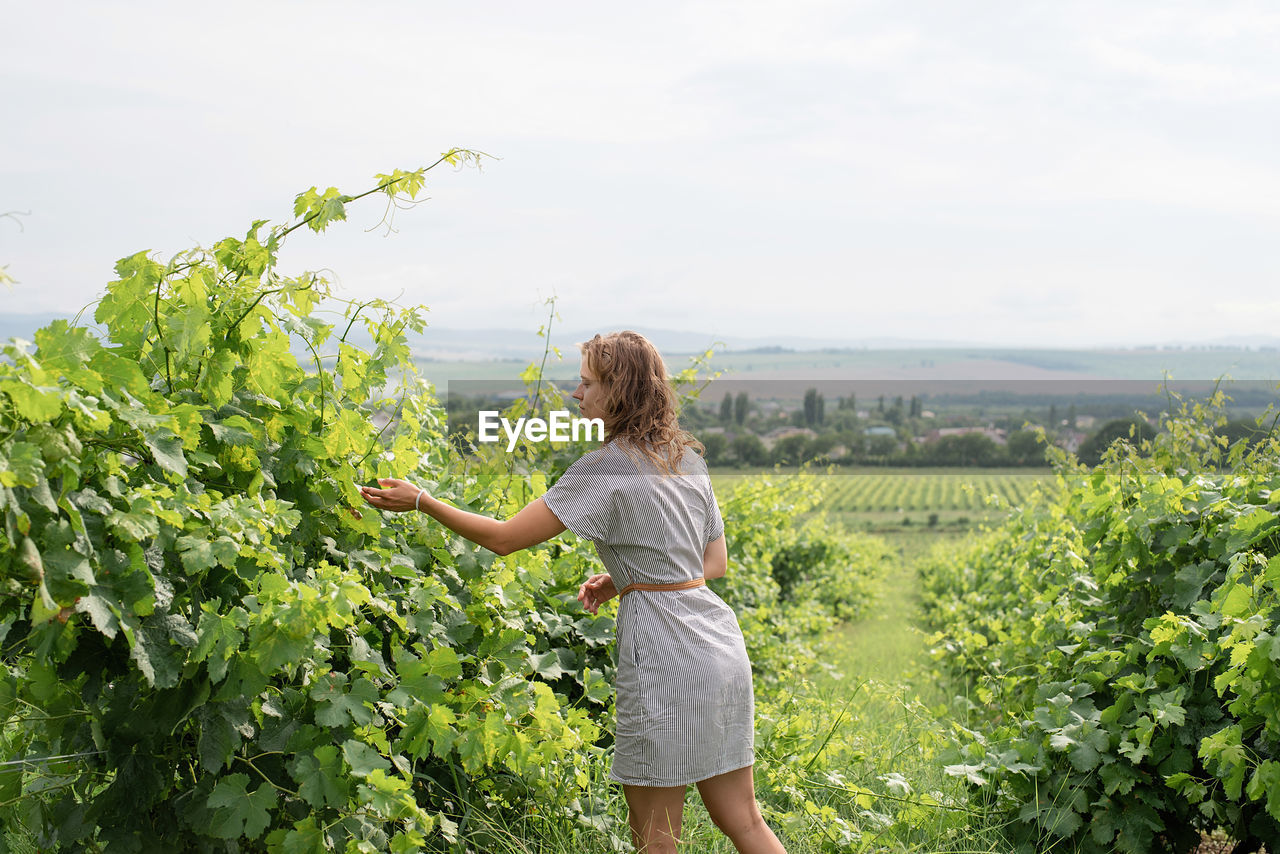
340;299;376;345
223;284;293;341
274;149;481;243
802;682;863;771
153;275;173;393
786;768;989;816
531;297;557;409
234;754;300;798
301;334;327;431
507;297;558;485
355;382;410;469
335;299;377;402
1264;406;1280;443
0;749;103;768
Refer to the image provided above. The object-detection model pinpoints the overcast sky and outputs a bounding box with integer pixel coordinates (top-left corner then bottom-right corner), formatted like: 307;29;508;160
5;1;1279;348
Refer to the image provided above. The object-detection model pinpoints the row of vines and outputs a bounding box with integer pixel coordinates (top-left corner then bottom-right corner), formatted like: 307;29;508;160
822;471;1047;514
921;399;1280;852
0;156;880;851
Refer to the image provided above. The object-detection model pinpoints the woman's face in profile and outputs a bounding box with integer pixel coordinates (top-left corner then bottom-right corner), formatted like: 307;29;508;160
573;356;605;421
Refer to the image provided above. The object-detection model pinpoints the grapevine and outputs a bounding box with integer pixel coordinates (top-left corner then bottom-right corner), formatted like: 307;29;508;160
921;392;1280;850
0;154;873;851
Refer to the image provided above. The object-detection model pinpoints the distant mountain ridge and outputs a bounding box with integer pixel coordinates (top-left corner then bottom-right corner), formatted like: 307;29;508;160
4;313;1279;358
367;324;1280;360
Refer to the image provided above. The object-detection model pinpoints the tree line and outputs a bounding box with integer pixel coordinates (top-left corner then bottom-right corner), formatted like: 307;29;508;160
687;389;1272;469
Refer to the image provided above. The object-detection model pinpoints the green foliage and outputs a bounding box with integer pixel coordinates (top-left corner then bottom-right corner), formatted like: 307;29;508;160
767;519;885;621
732;433;769;466
1005;428;1048;467
771;434;812;466
922;433;1002;467
0;153;615;850
701;432;729;466
1076;416;1159;466
921;393;1280;851
0;157;881;850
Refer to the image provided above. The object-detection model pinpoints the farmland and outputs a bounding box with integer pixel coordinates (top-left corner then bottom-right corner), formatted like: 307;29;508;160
712;466;1054;529
406;344;1280;386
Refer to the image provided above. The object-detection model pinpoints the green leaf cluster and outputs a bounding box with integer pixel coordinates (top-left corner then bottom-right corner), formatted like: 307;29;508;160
0;154;879;851
0;153;609;851
921;391;1280;851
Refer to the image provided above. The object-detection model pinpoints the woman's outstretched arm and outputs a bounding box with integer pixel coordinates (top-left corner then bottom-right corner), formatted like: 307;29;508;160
360;478;566;556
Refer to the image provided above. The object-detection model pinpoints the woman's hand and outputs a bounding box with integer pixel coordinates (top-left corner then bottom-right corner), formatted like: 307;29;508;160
358;481;567;556
577;573;617;615
359;478;426;513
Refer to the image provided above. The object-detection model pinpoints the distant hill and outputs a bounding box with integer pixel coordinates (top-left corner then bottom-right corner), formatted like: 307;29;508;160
5;314;1277;383
405;325;1012;359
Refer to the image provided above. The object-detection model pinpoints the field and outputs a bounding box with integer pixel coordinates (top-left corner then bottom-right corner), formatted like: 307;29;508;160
818;468;1048;512
712;466;1055;529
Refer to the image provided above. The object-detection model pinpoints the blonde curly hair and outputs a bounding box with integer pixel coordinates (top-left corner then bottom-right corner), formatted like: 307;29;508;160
579;331;704;474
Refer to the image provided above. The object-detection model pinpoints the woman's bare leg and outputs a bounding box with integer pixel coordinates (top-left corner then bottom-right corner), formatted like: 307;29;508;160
696;765;785;854
622;783;687;853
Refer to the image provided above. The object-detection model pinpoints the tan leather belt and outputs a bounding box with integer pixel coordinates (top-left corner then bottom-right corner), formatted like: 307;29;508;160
618;578;706;597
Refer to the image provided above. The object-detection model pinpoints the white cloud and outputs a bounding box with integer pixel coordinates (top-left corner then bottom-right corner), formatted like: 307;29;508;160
1214;300;1280;318
5;0;1280;347
1085;38;1280;101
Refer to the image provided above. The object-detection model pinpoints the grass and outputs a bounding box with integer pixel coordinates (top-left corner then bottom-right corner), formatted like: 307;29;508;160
776;528;1011;852
830;531;953;684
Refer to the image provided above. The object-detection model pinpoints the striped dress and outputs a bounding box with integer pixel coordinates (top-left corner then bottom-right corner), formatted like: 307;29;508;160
543;441;755;787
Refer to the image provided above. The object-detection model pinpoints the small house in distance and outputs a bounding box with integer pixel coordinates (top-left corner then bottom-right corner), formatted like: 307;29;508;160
762;426;818;449
923;426;1008;446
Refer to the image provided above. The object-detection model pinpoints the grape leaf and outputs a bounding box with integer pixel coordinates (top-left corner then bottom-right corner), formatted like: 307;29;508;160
207;416;256;446
312;673;379;727
143;428;188;478
127;619;181;688
76;593;120;640
278;817;327;854
290;745;349;808
89;350;149;396
34;320;100;371
342;739;390;778
3;379;63;422
207;773;276;839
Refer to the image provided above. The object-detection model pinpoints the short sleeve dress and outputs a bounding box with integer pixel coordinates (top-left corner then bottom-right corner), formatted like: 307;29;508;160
543;441;755;787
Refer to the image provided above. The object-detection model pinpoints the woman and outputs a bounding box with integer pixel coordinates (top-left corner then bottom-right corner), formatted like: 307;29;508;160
360;331;785;854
